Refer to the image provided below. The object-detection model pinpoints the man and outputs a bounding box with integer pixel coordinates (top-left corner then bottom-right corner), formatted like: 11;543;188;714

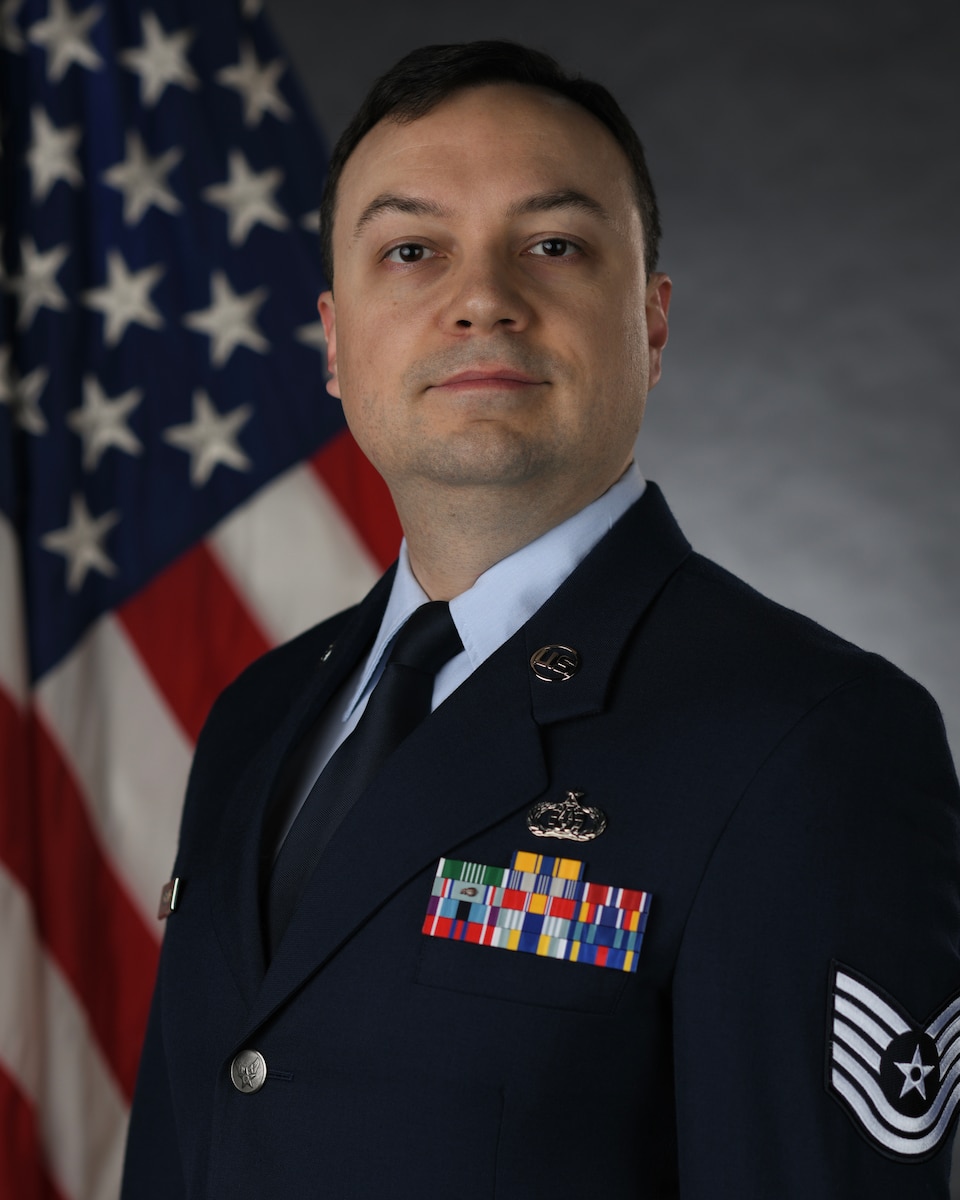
122;42;960;1198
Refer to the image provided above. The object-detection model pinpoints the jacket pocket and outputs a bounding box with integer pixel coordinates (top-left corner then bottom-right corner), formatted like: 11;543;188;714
415;932;629;1013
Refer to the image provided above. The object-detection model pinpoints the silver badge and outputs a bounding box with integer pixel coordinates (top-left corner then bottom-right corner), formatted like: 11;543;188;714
530;645;580;682
828;963;960;1159
527;791;607;842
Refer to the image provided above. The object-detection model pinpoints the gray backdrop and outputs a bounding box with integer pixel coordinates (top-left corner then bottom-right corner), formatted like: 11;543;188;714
265;0;959;1182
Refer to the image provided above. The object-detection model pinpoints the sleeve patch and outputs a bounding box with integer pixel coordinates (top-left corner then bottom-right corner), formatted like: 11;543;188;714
827;962;960;1161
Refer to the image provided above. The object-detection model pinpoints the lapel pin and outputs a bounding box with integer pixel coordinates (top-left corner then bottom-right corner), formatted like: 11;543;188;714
157;876;181;919
527;791;607;842
530;645;580;682
320;643;334;663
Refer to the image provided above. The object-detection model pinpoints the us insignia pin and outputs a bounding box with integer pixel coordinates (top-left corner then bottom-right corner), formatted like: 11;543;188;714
529;645;580;682
827;962;960;1160
527;791;607;842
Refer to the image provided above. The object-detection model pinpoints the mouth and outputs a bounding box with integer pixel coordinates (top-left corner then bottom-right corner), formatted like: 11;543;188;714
430;368;545;391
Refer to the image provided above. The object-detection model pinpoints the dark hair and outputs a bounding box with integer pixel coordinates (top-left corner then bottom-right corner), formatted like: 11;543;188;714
319;40;662;285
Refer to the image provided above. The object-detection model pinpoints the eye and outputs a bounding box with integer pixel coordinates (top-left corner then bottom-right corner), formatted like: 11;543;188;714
383;243;436;264
527;238;581;259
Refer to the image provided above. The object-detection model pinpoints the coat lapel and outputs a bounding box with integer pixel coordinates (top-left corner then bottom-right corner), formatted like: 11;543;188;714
207;570;395;1003
249;636;547;1027
244;484;691;1030
524;482;691;726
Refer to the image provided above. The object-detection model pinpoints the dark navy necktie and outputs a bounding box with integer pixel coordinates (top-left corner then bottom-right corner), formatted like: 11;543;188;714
264;600;462;960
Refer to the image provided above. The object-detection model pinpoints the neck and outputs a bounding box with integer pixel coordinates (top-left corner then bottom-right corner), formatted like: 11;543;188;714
393;474;623;600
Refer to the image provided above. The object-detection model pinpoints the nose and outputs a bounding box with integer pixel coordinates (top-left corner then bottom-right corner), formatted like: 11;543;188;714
441;251;532;334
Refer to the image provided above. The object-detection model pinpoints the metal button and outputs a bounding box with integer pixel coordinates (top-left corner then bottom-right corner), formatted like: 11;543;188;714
230;1049;267;1094
530;645;580;682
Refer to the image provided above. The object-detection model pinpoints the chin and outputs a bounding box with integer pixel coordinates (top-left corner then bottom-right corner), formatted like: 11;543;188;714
414;430;555;490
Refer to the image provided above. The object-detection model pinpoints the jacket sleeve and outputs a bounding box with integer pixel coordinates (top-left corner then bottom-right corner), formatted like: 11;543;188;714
672;672;960;1199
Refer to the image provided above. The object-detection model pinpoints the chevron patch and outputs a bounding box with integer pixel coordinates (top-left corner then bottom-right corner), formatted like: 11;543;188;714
828;962;960;1160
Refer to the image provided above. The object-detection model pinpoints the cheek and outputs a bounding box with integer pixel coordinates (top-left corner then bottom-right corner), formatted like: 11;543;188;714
583;305;648;393
330;317;381;400
610;297;650;374
336;297;420;391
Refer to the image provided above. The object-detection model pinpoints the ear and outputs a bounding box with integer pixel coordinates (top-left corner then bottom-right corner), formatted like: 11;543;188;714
645;273;671;389
317;291;340;398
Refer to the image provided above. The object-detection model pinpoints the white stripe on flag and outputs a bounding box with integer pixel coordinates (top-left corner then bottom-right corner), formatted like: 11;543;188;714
209;462;380;645
0;863;127;1200
34;615;192;929
0;512;28;708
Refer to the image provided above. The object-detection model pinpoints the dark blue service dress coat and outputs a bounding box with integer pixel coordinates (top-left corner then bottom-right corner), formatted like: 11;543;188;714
122;484;960;1198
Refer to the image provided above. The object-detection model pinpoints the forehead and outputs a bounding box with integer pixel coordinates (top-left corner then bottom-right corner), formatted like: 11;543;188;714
335;83;639;232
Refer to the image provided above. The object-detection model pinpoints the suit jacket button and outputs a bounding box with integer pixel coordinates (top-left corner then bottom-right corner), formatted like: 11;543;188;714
230;1049;267;1093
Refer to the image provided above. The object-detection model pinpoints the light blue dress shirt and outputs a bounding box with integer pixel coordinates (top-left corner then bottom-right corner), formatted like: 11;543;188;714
273;464;645;848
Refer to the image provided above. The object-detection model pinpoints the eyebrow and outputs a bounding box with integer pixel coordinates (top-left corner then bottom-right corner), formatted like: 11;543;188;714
351;188;613;241
505;189;613;224
352;194;449;240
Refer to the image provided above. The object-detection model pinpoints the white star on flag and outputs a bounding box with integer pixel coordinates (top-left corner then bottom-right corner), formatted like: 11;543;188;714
295;320;330;380
67;375;144;470
26;0;103;83
163;389;253;486
895;1044;936;1101
0;347;49;435
119;10;197;107
201;150;288;246
216;41;292;127
40;492;120;591
81;248;165;346
5;236;70;331
294;319;327;352
101;131;182;225
183;269;270;366
27;106;83;202
1;0;26;53
0;344;13;405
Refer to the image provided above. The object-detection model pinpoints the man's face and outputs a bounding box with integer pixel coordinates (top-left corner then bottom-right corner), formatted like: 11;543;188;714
319;83;670;522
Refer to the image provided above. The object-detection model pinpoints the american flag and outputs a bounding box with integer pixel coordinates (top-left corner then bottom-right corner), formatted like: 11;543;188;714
0;0;399;1193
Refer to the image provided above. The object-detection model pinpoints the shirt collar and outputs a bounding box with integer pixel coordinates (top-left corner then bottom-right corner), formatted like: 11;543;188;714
343;463;645;720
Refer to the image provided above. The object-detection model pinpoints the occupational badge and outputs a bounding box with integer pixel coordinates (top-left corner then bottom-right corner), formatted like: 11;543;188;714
422;850;650;973
527;790;607;842
827;962;960;1160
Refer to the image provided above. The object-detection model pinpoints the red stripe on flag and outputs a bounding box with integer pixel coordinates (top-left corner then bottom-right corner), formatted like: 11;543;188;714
311;430;401;571
0;1065;65;1200
118;542;272;743
0;690;158;1099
